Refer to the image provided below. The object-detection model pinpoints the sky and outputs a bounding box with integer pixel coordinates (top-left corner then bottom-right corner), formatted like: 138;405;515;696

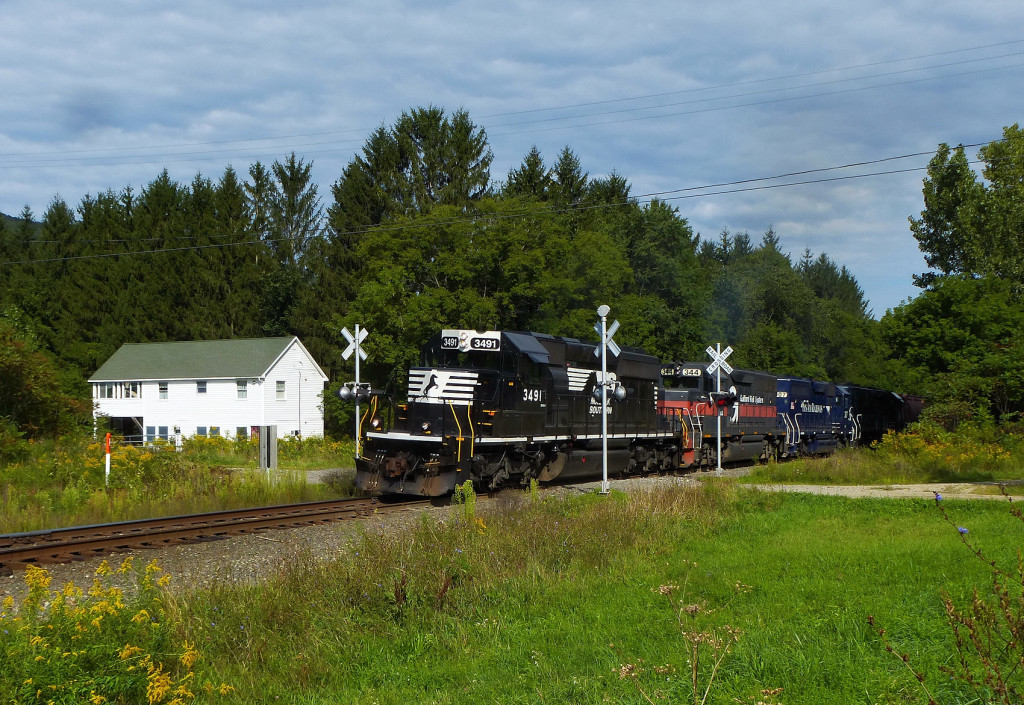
2;1;1022;317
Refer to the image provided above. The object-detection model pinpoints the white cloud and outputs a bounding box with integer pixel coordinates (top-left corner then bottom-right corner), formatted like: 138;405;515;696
1;0;1022;314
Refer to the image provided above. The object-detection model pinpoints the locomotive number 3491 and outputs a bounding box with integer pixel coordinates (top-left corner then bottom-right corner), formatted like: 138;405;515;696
522;388;544;402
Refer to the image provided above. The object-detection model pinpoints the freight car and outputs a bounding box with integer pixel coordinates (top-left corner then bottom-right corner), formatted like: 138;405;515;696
354;329;919;496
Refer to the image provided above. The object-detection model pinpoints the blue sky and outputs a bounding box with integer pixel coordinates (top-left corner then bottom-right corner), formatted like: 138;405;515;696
2;1;1022;316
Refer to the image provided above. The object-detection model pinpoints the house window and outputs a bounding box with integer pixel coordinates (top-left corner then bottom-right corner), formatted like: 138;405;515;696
236;381;247;399
197;381;207;394
196;426;207;437
159;383;168;399
98;383;115;399
210;426;220;437
276;380;286;400
124;382;140;398
146;426;155;442
158;426;169;441
236;426;248;440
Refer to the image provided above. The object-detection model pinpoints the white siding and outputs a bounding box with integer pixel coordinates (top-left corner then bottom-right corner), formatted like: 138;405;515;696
261;341;326;438
92;338;328;441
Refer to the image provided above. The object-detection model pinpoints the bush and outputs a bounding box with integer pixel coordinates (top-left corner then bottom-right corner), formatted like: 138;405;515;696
0;558;234;703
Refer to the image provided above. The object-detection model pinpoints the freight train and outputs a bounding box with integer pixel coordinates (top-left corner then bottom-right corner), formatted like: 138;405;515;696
354;329;919;496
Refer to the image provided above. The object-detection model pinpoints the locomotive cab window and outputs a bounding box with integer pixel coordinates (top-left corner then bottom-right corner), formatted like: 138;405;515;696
664;375;703;390
423;348;502;371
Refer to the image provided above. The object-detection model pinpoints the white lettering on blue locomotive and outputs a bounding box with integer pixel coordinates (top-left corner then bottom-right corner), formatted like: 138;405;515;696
798;401;831;414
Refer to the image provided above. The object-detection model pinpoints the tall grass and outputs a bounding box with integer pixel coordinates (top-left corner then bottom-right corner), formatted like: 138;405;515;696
156;482;1015;703
0;433;355;533
4;483;1019;702
748;419;1024;485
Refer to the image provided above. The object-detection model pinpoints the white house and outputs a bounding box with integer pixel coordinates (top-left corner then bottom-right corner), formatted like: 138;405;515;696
89;337;329;442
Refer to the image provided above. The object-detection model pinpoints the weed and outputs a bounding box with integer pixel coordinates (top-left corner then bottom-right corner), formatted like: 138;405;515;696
0;558;232;703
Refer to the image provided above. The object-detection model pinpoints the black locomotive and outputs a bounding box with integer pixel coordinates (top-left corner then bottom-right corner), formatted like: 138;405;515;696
354;329;920;496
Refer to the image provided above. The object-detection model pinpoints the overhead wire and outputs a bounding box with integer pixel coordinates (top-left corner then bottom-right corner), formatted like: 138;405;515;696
2;145;1005;265
0;41;1021;168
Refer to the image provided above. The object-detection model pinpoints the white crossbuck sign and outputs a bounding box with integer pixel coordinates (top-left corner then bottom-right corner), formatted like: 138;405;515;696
593;319;621;358
706;344;733;374
341;326;368;361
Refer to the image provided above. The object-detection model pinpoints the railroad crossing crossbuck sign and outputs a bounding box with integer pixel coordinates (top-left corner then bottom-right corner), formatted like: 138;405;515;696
341;326;368;361
706;345;733;374
593;318;621;358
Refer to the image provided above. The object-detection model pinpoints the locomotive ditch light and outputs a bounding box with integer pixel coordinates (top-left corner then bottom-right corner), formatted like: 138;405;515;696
420;421;432;434
370;417;382;430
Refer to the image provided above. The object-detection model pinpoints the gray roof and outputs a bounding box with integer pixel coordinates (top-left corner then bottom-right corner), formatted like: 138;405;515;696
89;337;323;381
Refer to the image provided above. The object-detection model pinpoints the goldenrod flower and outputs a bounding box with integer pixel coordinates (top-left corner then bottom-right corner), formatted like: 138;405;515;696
131;609;151;624
179;641;200;669
119;643;143;660
89;692;107;704
146;664;173;704
95;560;112;576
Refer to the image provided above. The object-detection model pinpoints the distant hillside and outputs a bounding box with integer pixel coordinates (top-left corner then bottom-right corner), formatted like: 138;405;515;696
1;210;38;231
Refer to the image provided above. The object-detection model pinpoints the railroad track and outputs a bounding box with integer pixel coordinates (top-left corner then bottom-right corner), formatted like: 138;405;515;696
0;497;430;576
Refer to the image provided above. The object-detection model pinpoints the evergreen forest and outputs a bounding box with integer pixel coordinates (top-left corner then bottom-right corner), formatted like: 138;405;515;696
1;108;1022;439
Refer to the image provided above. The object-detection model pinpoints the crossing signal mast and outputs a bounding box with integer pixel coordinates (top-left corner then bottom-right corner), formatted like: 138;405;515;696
705;344;734;474
339;325;370;457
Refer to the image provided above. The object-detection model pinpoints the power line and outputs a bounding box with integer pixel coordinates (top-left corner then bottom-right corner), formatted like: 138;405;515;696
1;43;1020;169
478;39;1024;118
4;146;1004;265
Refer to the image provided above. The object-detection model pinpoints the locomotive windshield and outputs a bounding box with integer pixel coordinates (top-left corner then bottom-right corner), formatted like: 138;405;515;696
422;347;503;371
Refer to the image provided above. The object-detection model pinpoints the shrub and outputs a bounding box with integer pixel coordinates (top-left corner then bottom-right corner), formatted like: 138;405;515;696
0;558;233;703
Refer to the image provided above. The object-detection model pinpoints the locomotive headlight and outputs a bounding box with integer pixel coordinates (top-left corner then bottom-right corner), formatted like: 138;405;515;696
420;421;432;434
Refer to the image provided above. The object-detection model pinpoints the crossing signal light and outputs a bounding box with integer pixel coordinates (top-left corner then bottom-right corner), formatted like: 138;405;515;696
711;391;738;408
591;381;627;402
337;382;371;401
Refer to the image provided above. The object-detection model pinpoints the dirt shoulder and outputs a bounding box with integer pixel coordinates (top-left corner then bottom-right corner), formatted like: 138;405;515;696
738;481;1013;501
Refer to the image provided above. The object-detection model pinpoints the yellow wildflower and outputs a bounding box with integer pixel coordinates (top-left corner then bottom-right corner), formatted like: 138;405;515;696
95;560;112;576
119;643;143;660
24;565;52;591
91;616;103;629
180;641;200;669
218;683;235;695
131;609;151;624
3;595;14;611
89;692;107;704
146;664;173;704
158;574;172;587
117;556;135;574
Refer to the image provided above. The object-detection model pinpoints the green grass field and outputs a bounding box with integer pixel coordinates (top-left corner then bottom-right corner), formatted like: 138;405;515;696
149;484;1020;704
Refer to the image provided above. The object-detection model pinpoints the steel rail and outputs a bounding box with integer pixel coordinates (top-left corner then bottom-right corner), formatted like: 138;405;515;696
0;497;430;575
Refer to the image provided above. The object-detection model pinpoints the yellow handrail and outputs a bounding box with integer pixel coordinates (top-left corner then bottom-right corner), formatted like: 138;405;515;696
448;401;464;462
